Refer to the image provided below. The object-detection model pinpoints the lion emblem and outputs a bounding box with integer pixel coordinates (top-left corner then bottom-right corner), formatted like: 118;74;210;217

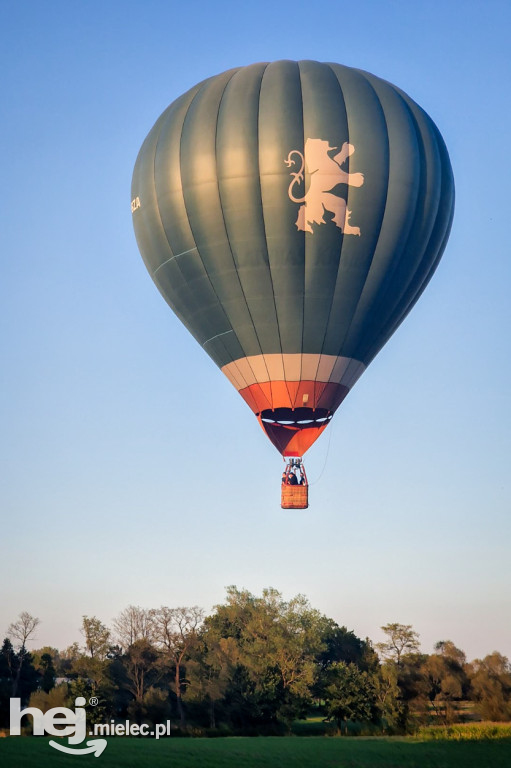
285;138;364;235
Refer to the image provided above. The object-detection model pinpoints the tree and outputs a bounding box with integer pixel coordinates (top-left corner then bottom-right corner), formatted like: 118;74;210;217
323;662;376;733
59;643;81;677
435;640;467;668
81;616;110;659
372;661;404;732
150;606;204;728
40;653;56;694
68;678;110;726
140;686;171;726
7;612;40;649
122;639;160;723
376;623;420;667
316;619;371;670
468;652;511;721
29;683;69;714
415;640;468;724
422;653;464;724
0;639;16;726
0;639;15;680
73;616;112;692
113;606;154;649
393;651;430;730
314;620;379;707
204;587;326;729
245;590;321;696
11;647;40;705
243;590;324;725
7;612;40;697
185;634;236;729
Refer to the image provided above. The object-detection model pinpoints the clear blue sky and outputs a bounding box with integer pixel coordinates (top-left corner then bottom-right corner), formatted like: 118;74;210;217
2;0;510;661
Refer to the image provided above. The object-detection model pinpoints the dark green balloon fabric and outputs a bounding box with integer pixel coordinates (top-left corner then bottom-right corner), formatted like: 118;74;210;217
132;60;454;371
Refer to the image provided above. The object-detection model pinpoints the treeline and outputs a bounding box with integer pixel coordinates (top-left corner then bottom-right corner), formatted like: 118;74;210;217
1;588;511;735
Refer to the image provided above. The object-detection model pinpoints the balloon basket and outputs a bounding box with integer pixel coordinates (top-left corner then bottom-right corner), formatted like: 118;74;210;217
281;459;308;510
281;484;308;509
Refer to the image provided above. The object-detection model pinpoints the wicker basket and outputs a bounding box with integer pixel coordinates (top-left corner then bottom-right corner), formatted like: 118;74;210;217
281;483;309;509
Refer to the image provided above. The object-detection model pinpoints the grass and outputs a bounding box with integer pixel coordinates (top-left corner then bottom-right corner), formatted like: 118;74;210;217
1;735;511;768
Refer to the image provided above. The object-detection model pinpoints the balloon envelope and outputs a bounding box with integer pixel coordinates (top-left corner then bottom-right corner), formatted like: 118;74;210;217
132;61;454;456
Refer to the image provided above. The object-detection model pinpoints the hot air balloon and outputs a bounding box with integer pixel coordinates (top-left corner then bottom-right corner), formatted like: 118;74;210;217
131;61;454;509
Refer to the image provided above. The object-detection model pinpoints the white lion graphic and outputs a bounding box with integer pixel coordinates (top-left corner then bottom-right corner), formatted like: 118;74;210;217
285;139;364;235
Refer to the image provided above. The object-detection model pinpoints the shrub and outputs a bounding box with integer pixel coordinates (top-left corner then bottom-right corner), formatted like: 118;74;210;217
418;722;511;740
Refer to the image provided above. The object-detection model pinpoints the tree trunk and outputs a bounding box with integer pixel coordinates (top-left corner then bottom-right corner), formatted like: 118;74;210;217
12;652;24;698
209;699;216;730
175;664;186;728
12;666;20;698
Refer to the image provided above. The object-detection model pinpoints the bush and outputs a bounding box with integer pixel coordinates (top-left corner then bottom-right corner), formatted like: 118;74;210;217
28;683;69;713
417;722;511;741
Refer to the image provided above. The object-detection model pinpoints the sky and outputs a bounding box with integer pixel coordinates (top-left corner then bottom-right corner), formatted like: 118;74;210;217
1;0;510;663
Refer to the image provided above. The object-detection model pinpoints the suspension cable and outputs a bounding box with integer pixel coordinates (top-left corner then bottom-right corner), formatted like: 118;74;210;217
308;418;335;486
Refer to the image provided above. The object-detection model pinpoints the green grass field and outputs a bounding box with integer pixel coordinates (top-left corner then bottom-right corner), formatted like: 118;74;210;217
2;736;511;768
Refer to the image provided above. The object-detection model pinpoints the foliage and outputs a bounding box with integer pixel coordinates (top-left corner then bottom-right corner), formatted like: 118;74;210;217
322;662;376;732
377;623;420;666
203;587;325;729
150;605;204;727
81;616;111;660
1;593;511;738
68;677;112;725
468;652;511;721
74;616;113;691
28;683;69;713
0;639;40;725
421;647;467;724
417;722;511;740
38;654;56;694
373;661;405;731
